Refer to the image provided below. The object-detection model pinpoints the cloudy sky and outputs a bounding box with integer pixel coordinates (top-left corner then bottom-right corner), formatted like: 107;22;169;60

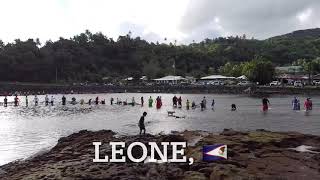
0;0;319;44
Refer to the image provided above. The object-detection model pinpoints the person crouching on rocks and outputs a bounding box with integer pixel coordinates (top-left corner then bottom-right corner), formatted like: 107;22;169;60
139;112;147;135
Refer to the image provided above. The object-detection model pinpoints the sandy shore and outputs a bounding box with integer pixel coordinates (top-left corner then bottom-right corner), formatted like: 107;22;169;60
0;129;319;179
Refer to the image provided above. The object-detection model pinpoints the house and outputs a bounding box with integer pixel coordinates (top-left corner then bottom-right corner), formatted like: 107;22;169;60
313;74;320;80
237;75;248;80
124;77;134;81
275;66;303;74
276;74;309;84
153;76;186;84
200;75;236;81
140;76;148;81
185;76;196;83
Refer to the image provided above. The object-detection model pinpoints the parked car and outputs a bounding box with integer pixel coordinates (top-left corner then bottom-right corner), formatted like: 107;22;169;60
224;80;237;85
191;81;205;86
237;81;252;86
294;81;303;87
269;81;281;86
209;81;224;86
103;83;114;86
180;82;190;86
313;80;320;86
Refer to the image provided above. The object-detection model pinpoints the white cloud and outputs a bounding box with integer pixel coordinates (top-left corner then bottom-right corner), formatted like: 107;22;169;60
0;0;189;43
297;8;313;23
180;0;320;39
0;0;320;44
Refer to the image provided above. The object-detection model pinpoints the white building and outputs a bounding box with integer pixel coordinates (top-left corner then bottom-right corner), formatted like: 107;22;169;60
154;76;186;84
200;75;236;80
237;75;248;80
140;76;148;81
124;77;134;81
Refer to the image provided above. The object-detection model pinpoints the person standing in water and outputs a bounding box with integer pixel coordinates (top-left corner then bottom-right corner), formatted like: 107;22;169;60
186;99;190;110
50;96;54;106
231;104;237;111
200;100;205;111
116;98;119;105
123;99;128;105
156;96;162;109
25;95;28;107
14;95;19;107
292;97;300;110
71;97;76;105
45;95;49;106
262;97;270;111
191;101;196;109
159;96;163;108
95;97;99;105
34;95;39;106
202;97;207;109
178;96;182;108
141;97;144;106
139;112;147;135
80;99;85;105
309;98;313;110
101;99;106;104
110;98;114;105
62;96;66;106
155;96;159;108
131;97;135;106
211;99;215;110
148;96;153;107
4;96;8;107
173;96;177;107
304;98;313;111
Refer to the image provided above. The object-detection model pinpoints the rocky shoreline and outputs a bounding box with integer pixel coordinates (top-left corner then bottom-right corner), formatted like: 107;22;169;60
1;82;320;96
0;129;320;180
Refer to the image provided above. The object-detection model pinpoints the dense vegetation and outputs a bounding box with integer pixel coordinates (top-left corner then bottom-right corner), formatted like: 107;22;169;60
218;57;275;85
1;28;320;84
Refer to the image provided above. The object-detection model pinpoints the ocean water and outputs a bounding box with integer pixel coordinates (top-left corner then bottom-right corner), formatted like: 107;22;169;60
0;93;319;165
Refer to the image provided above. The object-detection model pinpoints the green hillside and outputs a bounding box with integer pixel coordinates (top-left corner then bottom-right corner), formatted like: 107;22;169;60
0;28;320;83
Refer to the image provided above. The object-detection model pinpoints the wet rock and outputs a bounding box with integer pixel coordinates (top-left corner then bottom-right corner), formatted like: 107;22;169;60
0;129;319;179
0;169;7;175
146;166;160;178
183;171;206;180
220;129;245;136
198;167;213;177
209;165;247;180
161;134;186;142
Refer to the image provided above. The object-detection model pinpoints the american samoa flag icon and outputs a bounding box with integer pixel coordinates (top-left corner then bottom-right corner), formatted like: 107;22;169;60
203;144;227;161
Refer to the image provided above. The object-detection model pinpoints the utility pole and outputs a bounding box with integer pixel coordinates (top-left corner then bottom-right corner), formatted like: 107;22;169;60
172;39;177;84
173;59;176;76
55;66;58;83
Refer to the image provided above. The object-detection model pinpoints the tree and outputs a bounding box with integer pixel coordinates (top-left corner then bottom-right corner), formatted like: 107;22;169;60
218;62;245;77
142;58;160;79
218;62;234;76
293;58;320;84
0;29;320;83
242;58;275;84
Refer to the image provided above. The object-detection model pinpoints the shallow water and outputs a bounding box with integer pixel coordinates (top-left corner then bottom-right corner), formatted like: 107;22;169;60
0;93;320;165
